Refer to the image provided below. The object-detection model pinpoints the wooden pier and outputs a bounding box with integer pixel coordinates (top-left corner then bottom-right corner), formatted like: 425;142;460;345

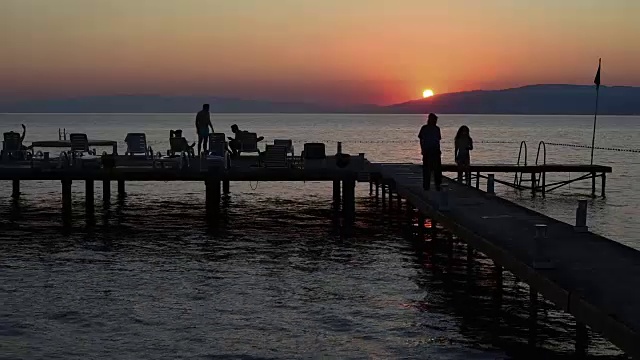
0;155;365;223
369;162;639;358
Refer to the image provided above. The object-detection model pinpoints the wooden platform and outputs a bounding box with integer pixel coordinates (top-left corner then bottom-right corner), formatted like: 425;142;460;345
369;163;638;357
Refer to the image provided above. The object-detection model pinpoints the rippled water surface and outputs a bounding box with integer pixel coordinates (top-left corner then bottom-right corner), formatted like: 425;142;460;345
1;114;638;359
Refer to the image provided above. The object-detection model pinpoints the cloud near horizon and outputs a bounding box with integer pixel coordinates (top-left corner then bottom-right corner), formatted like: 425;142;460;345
2;0;639;105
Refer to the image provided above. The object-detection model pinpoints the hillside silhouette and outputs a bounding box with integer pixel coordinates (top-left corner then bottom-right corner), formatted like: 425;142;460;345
1;85;638;114
385;85;640;115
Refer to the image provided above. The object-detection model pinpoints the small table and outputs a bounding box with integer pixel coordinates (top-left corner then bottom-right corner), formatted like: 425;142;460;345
31;140;118;155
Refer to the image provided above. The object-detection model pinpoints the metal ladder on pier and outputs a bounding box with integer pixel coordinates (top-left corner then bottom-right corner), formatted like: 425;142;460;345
513;141;527;188
534;141;547;193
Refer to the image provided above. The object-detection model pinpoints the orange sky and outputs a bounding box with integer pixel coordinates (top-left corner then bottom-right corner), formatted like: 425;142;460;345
2;0;639;105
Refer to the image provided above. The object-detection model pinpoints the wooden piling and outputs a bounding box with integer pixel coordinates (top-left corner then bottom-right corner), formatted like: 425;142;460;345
531;173;537;197
223;180;230;194
375;180;380;201
206;178;221;215
62;179;72;226
529;286;538;348
591;172;596;198
381;183;386;204
117;180;125;197
576;322;589;358
342;178;356;223
601;173;606;198
333;180;341;210
388;187;393;210
12;180;20;199
369;181;373;196
417;215;425;239
541;172;546;198
85;180;94;214
475;172;480;189
103;180;111;205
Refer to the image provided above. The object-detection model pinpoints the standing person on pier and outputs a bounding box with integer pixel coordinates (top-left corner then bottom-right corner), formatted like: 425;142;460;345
418;113;442;191
195;103;214;156
454;125;473;184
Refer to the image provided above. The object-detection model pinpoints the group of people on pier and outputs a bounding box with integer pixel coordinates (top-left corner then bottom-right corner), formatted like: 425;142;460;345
419;113;474;191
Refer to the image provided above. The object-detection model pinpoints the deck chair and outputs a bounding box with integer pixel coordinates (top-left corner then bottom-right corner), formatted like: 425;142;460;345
69;133;99;167
238;132;261;154
263;145;289;168
1;132;26;160
168;137;195;157
125;133;151;158
69;133;97;157
274;139;294;156
301;143;327;169
206;133;230;169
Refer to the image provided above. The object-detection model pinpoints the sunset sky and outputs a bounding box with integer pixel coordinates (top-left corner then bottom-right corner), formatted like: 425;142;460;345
2;0;639;105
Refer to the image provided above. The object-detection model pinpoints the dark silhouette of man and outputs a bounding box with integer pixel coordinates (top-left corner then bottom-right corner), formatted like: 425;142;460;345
418;113;442;191
195;104;214;155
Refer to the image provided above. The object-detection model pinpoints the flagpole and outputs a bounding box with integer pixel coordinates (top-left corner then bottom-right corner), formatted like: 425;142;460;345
590;58;601;165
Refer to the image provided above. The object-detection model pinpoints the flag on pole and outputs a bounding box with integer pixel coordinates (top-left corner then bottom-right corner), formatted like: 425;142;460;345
594;58;601;89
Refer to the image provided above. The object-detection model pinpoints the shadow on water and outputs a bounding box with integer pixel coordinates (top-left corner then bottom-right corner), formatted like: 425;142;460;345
0;193;630;359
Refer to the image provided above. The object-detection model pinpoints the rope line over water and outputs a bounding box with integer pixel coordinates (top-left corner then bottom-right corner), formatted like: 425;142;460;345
285;139;640;153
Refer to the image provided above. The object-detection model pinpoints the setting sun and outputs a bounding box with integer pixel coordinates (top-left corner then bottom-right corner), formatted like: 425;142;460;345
422;89;435;98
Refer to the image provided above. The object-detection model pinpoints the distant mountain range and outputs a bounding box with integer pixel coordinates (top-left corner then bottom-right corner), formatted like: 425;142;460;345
1;84;639;115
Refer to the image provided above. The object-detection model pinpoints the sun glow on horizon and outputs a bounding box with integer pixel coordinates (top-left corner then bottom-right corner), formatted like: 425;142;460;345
423;89;435;98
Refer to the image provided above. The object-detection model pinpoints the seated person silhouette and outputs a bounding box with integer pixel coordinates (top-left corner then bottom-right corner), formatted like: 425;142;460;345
228;124;264;156
169;129;195;156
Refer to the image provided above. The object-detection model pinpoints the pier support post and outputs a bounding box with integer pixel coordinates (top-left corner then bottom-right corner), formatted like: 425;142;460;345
529;286;538;348
405;203;413;237
333;180;341;210
476;172;480;189
601;173;606;198
388;187;393;210
117;180;125;198
381;183;386;205
223;180;230;194
493;262;503;311
487;174;495;195
369;181;373;196
12;180;20;199
342;178;356;223
206;178;221;215
531;173;537;197
85;180;94;215
375;181;380;201
439;184;449;211
576;322;589;358
467;245;474;275
62;179;72;226
574;200;588;232
103;180;111;205
533;224;553;269
591;172;596;198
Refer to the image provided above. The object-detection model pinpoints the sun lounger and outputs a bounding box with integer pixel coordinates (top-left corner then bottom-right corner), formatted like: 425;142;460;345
168;137;195;157
301;143;327;169
125;133;152;158
69;133;99;166
273;139;294;156
238;132;261;154
1;131;28;161
263;144;289;168
206;133;230;169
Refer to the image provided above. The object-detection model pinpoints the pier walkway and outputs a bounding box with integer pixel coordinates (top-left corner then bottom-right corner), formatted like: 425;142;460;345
369;162;638;358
